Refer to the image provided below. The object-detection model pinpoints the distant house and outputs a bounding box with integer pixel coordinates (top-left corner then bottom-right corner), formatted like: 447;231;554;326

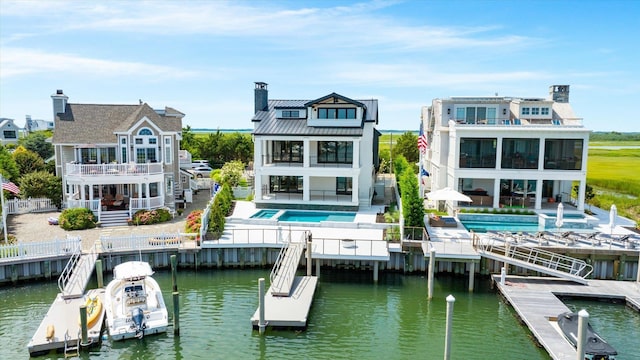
50;90;185;225
25;115;55;132
0;118;23;146
421;85;590;212
251;82;380;210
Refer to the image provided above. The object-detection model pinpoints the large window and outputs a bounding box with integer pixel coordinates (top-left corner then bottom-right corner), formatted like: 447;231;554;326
134;128;158;163
282;110;300;118
544;139;583;170
459;138;496;168
501;138;540;169
100;147;117;164
270;176;303;193
273;141;303;162
317;108;356;119
454;106;498;124
3;130;17;139
336;177;352;195
318;141;353;163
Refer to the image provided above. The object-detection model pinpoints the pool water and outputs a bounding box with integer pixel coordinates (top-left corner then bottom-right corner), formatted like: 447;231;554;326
250;209;279;219
278;210;356;223
462;220;541;233
542;213;585;219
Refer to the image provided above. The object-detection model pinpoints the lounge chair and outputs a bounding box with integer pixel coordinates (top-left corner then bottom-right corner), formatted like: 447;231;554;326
113;194;124;207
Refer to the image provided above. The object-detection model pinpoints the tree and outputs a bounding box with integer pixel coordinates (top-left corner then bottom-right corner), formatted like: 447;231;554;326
180;126;201;159
19;132;53;160
394;131;419;164
0;145;20;181
19;171;63;208
400;167;424;227
12;146;45;174
220;160;245;186
573;184;595;210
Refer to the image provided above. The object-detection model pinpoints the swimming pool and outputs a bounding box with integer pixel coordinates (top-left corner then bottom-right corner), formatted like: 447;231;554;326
250;209;279;219
278;210;356;223
462;220;541;233
540;212;586;219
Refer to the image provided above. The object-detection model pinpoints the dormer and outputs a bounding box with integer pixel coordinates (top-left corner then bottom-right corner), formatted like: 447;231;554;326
512;98;554;122
305;93;365;127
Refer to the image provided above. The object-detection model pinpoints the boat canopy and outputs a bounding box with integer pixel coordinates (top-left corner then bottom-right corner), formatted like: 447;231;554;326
113;261;154;280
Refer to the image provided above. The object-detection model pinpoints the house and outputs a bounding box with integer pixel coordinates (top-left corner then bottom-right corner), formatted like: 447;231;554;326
0;118;23;146
51;90;185;225
421;85;590;212
251;82;380;211
25;115;55;132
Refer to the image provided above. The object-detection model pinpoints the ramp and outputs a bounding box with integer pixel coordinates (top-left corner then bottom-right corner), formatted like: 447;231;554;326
58;249;98;299
270;240;305;297
477;238;592;285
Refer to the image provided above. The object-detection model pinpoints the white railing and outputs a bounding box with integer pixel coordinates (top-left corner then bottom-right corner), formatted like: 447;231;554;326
66;199;100;212
5;197;57;214
311;237;389;258
100;233;197;252
0;236;81;263
477;237;593;278
65;162;164;176
130;196;164;210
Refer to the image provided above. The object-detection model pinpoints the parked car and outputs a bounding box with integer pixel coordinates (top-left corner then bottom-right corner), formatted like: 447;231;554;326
191;160;210;168
191;165;213;178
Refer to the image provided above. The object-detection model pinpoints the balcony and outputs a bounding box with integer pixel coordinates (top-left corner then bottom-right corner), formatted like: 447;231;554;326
259;186;354;204
261;155;355;168
65;162;164;177
449;117;583;127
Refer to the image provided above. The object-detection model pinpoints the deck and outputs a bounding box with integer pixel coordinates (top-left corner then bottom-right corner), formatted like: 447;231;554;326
28;288;106;356
251;276;318;328
492;275;640;360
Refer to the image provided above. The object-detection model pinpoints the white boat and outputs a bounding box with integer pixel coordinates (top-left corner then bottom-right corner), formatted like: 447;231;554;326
104;261;168;340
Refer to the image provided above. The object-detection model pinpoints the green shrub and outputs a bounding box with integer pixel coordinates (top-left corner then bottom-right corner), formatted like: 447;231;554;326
59;208;97;230
131;208;172;225
185;210;203;234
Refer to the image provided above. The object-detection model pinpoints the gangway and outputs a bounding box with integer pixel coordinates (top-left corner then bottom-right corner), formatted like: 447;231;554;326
475;237;593;285
58;245;98;299
269;232;306;296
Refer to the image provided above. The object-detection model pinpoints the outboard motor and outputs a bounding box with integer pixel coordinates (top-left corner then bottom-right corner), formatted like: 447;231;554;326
131;307;146;339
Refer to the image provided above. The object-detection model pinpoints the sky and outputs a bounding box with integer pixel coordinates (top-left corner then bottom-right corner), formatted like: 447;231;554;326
1;0;639;132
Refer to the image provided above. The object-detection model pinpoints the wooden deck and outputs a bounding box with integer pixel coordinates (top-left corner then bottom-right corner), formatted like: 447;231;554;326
492;275;640;360
251;276;318;329
28;288;106;356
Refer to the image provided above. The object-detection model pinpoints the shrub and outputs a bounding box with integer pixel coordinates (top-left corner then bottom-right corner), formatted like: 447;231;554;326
59;208;97;230
185;210;203;234
131;208;172;225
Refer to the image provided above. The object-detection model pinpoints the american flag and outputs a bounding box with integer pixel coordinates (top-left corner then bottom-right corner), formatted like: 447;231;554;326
418;126;428;154
1;180;20;195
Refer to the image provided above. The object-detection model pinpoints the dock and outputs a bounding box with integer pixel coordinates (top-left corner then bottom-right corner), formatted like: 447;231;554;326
251;276;318;328
492;275;640;360
28;288;106;357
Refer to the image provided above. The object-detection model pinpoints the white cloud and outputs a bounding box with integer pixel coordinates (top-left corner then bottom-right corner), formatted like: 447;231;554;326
0;48;200;79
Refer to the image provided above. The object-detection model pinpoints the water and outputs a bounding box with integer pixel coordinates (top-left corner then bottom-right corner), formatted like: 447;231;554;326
278;210;356;223
462;220;541;233
250;209;279;219
1;270;552;359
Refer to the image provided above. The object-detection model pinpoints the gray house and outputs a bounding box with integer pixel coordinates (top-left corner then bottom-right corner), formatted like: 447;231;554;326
0;118;23;146
51;90;185;225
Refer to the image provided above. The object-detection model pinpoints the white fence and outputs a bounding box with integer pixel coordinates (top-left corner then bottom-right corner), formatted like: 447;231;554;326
100;233;198;253
0;237;81;262
5;197;57;214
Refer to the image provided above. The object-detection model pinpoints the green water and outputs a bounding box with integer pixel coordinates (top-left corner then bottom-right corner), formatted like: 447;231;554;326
6;269;636;359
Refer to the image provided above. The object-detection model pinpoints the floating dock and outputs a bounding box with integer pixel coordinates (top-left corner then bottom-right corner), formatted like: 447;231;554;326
251;276;318;328
493;275;640;360
28;288;106;357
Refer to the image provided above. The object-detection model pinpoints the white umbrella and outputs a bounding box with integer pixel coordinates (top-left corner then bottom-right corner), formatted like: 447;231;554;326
609;204;617;235
426;187;472;202
555;202;564;229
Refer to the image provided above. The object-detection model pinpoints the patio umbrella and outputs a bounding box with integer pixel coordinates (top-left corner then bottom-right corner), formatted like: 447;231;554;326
609;204;617;235
425;187;472;202
555;202;564;229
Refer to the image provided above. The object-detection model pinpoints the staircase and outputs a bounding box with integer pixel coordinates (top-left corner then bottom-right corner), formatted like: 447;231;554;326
58;247;99;299
476;237;593;285
100;210;129;227
270;237;306;297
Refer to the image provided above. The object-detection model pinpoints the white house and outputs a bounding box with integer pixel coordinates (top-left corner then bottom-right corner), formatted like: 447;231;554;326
50;90;185;225
251;82;381;210
25;115;55;132
421;85;590;212
0;118;23;146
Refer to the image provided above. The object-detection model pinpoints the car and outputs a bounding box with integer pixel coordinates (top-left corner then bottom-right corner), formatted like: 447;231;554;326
191;165;213;178
191;160;210;168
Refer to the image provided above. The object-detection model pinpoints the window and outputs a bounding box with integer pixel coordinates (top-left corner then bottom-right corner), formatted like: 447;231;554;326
501;138;540;169
541;107;549;115
455;108;465;121
139;128;152;136
270;176;303;193
544;139;583;170
459;138;497;168
134;128;158;163
282;110;300;118
3;130;17;139
521;107;530;115
318;141;353;163
272;141;303;162
100;147;117;164
531;107;540;115
336;177;352;195
164;137;172;164
317;108;356;119
454;106;496;123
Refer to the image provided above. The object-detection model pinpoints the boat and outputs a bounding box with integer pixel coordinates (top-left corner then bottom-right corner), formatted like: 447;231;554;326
78;295;103;327
557;312;617;360
104;261;168;340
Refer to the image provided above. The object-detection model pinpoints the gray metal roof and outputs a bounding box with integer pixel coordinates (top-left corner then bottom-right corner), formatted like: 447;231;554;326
52;103;183;144
252;98;378;136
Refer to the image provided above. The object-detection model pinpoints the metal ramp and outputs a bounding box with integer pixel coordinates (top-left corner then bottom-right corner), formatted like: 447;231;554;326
476;238;593;285
269;234;306;297
58;246;98;299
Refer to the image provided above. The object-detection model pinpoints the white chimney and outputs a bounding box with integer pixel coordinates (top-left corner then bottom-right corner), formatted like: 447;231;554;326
51;89;68;120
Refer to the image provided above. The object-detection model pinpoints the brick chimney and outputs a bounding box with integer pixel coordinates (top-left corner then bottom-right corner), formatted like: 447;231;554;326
254;82;268;113
51;89;68;120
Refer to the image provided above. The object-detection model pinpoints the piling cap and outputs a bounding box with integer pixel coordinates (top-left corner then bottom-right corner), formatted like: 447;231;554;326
446;295;456;303
578;309;589;318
